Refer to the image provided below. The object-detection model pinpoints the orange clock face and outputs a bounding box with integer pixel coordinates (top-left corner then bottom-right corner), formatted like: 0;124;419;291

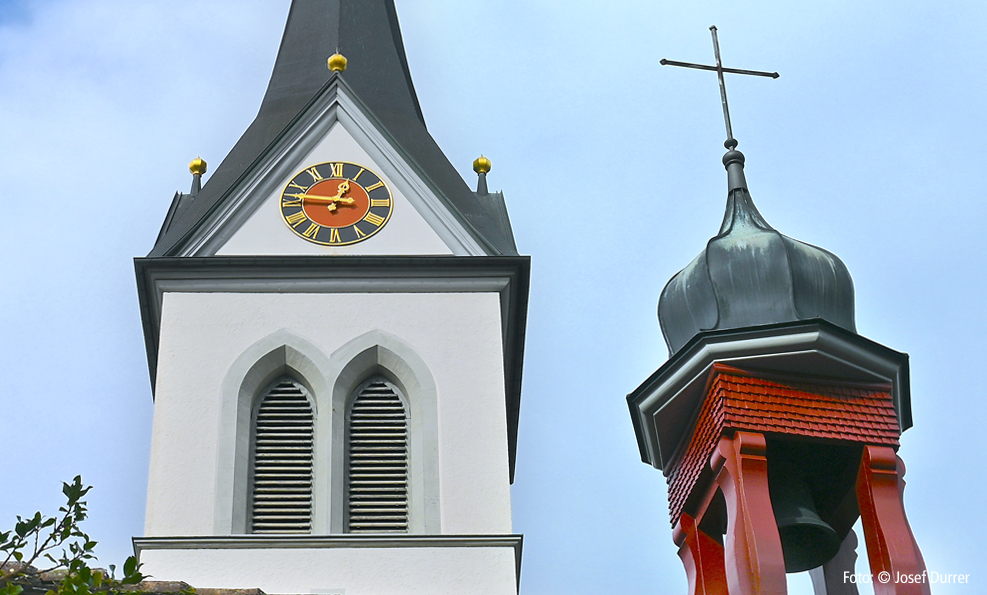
280;161;393;246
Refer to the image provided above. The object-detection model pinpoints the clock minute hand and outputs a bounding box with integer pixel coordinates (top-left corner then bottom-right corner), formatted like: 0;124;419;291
295;193;355;204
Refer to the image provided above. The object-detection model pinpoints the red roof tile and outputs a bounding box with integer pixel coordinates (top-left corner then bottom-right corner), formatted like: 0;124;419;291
664;365;899;526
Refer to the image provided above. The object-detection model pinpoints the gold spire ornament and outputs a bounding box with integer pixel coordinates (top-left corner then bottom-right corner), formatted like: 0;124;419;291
328;52;348;72
189;157;207;176
473;154;491;174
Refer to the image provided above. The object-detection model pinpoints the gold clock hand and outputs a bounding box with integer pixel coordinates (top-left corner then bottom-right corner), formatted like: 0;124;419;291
299;194;355;204
286;193;355;205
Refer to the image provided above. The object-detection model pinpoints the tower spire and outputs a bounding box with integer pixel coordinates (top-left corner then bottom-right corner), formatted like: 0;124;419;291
149;0;521;258
260;0;423;124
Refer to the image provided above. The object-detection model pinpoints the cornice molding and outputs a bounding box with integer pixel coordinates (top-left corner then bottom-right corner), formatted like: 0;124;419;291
134;534;524;591
627;320;910;471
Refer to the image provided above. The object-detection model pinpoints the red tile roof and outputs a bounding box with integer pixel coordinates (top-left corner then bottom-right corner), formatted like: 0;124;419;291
664;364;899;526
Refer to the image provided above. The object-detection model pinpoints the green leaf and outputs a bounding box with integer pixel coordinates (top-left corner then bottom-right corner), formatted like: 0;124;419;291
122;556;137;577
119;556;144;585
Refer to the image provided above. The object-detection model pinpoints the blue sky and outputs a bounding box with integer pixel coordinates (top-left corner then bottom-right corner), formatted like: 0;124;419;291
1;1;985;594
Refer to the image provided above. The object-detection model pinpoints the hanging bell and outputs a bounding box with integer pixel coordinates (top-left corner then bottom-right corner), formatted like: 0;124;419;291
770;466;842;572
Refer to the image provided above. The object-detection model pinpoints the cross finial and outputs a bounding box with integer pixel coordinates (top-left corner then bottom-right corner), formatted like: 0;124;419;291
660;26;779;149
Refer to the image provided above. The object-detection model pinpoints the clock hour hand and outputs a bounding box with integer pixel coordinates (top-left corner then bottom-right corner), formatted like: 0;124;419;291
285;193;355;211
291;193;355;204
287;181;355;211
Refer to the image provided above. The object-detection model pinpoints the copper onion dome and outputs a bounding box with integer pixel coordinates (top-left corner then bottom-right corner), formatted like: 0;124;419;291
658;148;856;356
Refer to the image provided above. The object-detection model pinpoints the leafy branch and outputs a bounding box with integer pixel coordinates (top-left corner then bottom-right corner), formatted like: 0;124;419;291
0;477;145;595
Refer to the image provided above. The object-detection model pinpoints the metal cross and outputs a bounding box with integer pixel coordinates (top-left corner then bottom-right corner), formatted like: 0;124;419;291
660;26;778;148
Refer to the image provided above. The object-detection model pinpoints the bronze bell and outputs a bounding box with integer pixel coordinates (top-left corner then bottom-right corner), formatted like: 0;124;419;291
770;469;842;572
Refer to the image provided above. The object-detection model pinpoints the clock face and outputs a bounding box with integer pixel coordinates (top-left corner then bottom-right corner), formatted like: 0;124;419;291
279;161;393;246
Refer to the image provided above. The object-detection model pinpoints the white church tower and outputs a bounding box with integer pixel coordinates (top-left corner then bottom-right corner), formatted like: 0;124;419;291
132;3;528;594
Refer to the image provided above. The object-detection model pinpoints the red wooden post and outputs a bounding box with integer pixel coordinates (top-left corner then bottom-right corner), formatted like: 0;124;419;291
712;431;787;595
856;445;930;595
675;512;728;595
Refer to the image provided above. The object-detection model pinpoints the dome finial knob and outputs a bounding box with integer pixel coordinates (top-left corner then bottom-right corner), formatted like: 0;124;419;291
189;156;207;176
473;154;491;174
328;52;348;72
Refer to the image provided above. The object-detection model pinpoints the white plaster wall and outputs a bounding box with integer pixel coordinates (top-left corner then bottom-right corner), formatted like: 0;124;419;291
215;121;454;256
145;291;512;536
139;546;517;595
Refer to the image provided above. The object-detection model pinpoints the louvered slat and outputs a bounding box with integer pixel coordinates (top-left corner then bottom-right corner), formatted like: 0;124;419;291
250;378;313;533
347;378;408;533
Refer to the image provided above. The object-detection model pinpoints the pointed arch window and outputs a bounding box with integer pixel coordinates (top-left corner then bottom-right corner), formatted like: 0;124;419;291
346;376;409;533
250;377;314;533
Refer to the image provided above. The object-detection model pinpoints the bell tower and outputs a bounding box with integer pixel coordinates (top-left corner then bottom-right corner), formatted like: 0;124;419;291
628;144;929;594
133;2;528;594
630;29;929;594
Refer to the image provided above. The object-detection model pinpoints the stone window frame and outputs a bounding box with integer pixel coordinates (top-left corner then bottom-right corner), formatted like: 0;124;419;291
215;329;440;535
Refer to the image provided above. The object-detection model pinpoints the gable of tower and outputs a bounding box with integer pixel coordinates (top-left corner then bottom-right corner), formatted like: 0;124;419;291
160;79;508;257
149;3;516;258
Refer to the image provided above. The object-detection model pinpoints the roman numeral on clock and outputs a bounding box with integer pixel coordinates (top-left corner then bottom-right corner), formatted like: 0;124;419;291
364;212;385;226
329;228;341;243
285;211;307;226
364;181;384;192
306;167;323;182
370;198;390;208
330;163;345;177
302;223;321;238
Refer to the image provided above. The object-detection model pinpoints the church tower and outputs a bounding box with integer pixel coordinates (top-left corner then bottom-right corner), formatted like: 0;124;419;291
630;32;928;594
133;3;528;594
629;146;927;595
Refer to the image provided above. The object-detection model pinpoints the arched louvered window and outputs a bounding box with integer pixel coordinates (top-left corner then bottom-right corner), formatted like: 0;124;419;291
250;377;314;533
346;377;409;533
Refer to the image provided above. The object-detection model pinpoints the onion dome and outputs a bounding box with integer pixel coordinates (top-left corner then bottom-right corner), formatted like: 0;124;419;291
658;148;856;356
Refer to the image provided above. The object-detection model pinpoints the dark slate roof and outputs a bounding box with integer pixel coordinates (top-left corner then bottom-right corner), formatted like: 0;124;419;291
658;149;856;356
473;190;517;251
150;0;517;257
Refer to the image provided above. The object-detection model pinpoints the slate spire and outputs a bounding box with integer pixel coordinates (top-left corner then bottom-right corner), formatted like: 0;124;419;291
150;0;519;257
259;0;423;125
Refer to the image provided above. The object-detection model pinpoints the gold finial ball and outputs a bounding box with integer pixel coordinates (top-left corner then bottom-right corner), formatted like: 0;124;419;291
189;157;207;176
328;52;348;72
473;154;491;174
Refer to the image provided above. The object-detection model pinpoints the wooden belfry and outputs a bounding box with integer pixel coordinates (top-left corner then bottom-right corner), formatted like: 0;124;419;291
628;28;929;595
